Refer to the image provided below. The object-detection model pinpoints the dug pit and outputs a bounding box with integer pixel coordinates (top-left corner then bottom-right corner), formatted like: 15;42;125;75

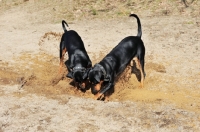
0;32;199;113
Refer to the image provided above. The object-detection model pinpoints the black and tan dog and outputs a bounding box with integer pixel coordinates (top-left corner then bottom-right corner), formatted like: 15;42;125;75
59;20;92;89
88;14;145;100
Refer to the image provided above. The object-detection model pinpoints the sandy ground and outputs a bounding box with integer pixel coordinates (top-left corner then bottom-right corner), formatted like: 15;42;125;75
0;2;200;132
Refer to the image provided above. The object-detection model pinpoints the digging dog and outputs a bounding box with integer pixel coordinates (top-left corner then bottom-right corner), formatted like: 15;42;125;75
59;20;92;89
88;14;145;100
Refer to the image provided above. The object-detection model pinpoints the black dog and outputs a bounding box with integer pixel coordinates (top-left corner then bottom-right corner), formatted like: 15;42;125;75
59;20;92;89
88;14;145;100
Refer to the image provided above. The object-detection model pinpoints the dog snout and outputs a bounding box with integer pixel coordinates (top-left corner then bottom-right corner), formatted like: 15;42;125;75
91;81;103;94
91;85;99;94
78;83;85;89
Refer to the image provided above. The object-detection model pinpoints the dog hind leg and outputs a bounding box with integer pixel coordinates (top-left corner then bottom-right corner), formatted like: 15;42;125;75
59;47;67;73
133;57;145;88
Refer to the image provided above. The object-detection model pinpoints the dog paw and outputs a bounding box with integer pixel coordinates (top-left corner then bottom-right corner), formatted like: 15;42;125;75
139;83;144;88
93;93;103;100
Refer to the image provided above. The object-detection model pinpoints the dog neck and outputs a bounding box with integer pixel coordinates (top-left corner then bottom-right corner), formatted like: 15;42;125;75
95;63;106;77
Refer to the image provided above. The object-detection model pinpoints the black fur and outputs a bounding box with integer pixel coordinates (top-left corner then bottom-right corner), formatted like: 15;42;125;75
60;20;92;84
88;14;145;99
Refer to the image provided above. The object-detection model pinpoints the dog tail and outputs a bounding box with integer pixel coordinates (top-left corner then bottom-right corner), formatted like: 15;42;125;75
129;14;142;38
62;20;69;33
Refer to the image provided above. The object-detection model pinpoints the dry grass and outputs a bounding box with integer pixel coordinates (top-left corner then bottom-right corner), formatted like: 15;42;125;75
0;0;199;23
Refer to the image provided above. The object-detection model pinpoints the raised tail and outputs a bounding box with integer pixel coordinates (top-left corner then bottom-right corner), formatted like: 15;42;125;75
62;20;69;33
129;14;142;38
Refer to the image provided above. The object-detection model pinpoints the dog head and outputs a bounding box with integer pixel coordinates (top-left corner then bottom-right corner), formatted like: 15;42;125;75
88;69;102;84
67;67;91;89
88;64;108;94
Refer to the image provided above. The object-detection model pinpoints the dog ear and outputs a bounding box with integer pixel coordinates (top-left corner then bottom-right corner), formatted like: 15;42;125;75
66;72;73;79
87;61;92;68
82;68;91;80
94;75;100;82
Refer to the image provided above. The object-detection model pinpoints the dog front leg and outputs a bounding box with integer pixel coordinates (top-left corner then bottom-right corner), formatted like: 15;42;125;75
94;83;114;100
59;44;67;73
65;60;71;72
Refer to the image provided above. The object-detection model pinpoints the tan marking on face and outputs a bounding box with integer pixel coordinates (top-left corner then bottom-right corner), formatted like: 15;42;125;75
74;80;78;88
80;82;86;89
93;81;104;92
139;81;144;88
133;57;140;69
79;79;90;89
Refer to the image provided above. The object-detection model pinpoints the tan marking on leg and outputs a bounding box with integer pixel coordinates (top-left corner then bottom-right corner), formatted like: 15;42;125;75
59;48;67;73
133;57;144;88
117;64;132;85
133;57;140;69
